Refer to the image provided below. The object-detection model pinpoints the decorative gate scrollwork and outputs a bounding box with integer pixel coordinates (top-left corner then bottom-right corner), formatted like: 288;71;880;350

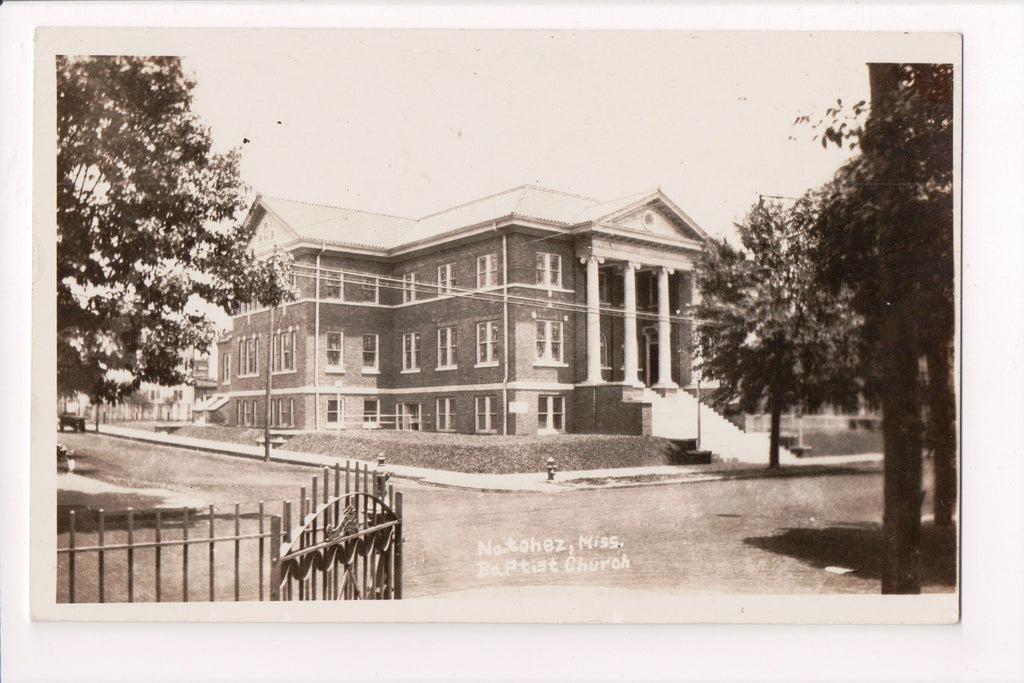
275;490;402;600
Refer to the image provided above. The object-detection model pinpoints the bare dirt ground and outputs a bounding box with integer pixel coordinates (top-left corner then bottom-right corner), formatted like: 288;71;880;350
55;432;955;599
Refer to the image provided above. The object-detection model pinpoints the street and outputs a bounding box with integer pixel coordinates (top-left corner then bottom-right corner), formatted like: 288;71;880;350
56;433;955;597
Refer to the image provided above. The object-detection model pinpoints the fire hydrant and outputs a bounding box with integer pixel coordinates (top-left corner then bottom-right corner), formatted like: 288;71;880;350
546;457;557;482
373;454;391;499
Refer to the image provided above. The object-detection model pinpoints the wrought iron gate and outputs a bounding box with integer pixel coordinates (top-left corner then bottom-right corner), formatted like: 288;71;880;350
273;464;403;600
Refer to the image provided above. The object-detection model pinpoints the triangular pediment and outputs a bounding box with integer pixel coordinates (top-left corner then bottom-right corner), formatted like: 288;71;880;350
247;200;301;252
598;196;707;243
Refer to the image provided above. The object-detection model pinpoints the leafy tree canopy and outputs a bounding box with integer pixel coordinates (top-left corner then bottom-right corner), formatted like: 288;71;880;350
805;63;957;589
695;192;864;464
812;64;954;350
57;55;293;403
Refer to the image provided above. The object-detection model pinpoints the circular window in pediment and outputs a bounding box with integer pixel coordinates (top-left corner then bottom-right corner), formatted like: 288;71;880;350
642;210;656;230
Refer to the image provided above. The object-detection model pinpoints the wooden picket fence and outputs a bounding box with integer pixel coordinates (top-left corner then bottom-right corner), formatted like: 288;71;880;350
57;461;402;603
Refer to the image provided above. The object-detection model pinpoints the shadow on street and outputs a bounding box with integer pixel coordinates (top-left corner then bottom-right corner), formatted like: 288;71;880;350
743;521;957;588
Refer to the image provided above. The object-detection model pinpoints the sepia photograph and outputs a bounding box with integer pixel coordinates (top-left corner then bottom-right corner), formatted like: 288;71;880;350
7;4;1023;678
33;27;965;621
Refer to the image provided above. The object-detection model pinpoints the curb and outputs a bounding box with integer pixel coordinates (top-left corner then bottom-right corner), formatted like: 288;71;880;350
83;426;882;494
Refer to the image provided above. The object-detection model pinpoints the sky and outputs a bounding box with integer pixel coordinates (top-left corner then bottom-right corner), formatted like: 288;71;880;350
177;30;885;241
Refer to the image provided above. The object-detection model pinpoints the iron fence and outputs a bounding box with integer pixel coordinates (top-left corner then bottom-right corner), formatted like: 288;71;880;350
57;461;401;603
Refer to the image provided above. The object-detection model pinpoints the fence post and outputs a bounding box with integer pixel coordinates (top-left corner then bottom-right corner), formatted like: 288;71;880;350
269;515;281;601
394;491;403;600
68;510;76;604
127;508;135;603
98;509;106;603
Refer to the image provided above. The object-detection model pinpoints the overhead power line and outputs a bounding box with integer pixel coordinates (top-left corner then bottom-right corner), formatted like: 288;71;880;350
267;262;714;327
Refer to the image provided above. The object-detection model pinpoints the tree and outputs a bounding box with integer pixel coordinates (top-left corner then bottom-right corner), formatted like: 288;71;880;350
695;192;863;468
57;56;293;406
810;64;955;593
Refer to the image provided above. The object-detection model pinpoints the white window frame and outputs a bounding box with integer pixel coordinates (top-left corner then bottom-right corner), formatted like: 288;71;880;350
437;263;455;295
325;331;344;373
401;332;421;373
326;397;344;429
477;253;498;289
272;330;296;374
475;395;499;433
535;319;564;365
476;321;500;367
239;337;259;377
538;395;566;433
222;352;231;384
274;398;294;428
402;272;419;303
436;397;455;432
360;275;379;303
362;334;379;374
536;252;562;288
396;402;421;431
321;271;343;300
437;326;458;370
362;399;380;427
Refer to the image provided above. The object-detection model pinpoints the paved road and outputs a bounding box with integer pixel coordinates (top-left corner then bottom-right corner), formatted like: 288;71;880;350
57;432;954;597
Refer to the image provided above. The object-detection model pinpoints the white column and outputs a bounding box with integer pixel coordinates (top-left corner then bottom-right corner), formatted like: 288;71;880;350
622;262;641;386
581;255;604;383
654;266;676;389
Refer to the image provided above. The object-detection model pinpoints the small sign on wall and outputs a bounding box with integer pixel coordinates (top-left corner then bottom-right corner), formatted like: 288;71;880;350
507;401;529;414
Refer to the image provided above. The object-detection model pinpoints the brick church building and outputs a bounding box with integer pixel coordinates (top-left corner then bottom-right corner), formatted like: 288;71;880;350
213;184;711;437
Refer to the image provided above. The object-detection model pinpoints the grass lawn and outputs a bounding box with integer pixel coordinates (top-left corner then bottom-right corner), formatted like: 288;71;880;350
162;424;681;474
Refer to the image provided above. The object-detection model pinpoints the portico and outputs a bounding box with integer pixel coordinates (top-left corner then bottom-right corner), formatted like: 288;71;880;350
576;238;699;394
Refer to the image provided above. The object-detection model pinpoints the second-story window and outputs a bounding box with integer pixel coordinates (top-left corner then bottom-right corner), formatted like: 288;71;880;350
239;337;259;376
437;326;458;368
476;321;500;365
402;332;420;372
321;271;343;300
536;252;562;288
221;352;231;383
360;275;379;303
402;272;419;303
272;330;295;372
535;320;563;363
477;253;498;288
326;331;343;371
437;263;455;295
362;334;379;372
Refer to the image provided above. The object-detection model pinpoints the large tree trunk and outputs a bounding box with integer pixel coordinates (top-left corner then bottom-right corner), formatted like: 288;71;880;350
880;305;925;594
768;403;781;469
927;340;958;527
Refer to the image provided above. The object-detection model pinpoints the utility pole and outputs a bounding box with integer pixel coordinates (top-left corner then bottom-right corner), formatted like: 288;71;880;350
264;305;274;463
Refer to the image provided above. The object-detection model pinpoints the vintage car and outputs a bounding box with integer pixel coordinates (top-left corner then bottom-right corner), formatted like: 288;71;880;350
58;413;87;432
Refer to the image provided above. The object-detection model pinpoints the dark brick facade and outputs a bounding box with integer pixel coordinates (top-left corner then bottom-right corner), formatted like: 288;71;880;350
213;189;705;436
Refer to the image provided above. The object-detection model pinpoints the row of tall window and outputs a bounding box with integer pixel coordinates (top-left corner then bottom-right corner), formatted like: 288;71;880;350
224;318;570;382
315;251;564;305
320;394;565;433
237;398;297;428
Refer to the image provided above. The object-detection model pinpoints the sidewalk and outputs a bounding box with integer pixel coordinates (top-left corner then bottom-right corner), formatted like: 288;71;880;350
94;424;882;493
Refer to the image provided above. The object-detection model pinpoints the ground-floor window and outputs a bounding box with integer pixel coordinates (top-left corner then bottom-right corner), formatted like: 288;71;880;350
396;402;421;431
273;398;295;428
238;399;257;427
475;395;499;433
538;395;565;432
436;397;455;432
363;399;380;427
327;397;344;428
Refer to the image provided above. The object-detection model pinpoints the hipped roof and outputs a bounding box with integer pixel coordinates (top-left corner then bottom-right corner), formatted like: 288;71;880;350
254;184;707;252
